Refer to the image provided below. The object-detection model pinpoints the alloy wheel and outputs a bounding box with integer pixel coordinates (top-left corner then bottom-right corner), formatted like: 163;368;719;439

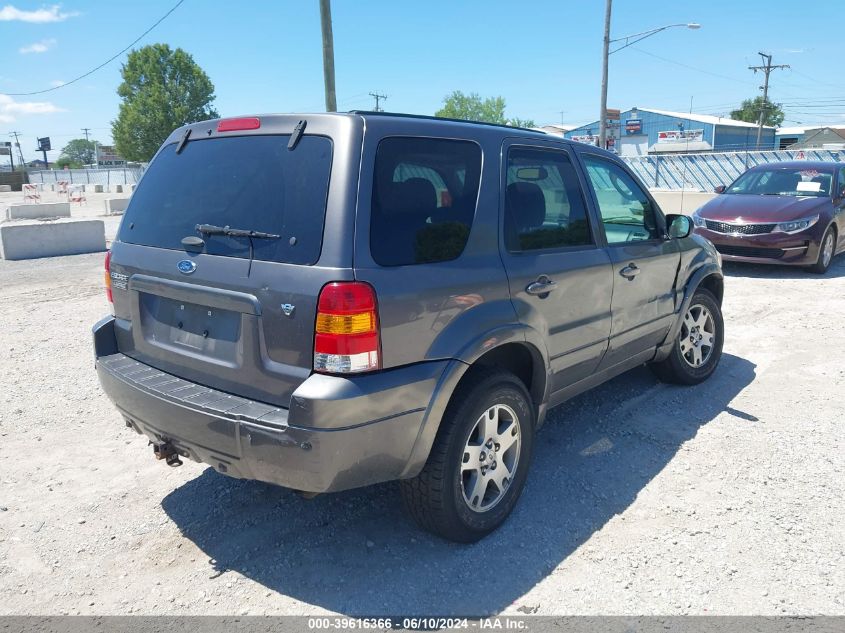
461;404;521;513
822;232;834;268
679;303;716;368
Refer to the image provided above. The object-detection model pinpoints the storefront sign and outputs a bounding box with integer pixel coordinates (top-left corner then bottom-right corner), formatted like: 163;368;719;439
657;129;704;143
625;119;642;134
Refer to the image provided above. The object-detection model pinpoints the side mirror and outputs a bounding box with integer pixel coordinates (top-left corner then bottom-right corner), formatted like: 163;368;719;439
667;214;693;239
714;185;726;194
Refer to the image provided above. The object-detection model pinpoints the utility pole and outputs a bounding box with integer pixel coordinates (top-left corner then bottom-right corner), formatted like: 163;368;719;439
81;128;91;141
748;52;788;148
319;0;337;112
10;131;25;166
598;0;612;149
369;92;387;112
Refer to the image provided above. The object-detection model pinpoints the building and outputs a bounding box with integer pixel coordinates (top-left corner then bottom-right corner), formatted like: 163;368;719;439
564;107;776;156
779;126;845;150
535;124;577;137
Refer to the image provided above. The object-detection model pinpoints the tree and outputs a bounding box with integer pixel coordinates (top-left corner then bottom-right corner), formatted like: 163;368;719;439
112;44;219;162
508;117;537;128
55;156;83;169
59;138;97;166
436;91;507;124
730;96;785;128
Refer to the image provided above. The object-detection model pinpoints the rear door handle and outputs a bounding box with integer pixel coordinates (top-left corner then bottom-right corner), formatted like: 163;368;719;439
526;276;557;296
619;263;641;279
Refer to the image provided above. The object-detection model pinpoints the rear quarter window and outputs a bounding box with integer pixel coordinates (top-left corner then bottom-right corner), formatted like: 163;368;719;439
370;137;482;266
119;135;332;265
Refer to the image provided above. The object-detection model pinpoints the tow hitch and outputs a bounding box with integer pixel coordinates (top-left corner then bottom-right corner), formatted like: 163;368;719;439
152;442;183;467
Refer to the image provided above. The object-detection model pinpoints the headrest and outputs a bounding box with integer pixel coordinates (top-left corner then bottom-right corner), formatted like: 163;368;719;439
506;181;546;230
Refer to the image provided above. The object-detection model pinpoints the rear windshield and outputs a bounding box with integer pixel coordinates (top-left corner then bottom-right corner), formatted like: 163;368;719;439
119;135;332;265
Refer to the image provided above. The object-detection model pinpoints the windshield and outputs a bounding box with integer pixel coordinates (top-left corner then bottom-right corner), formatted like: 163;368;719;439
119;134;333;265
725;167;833;198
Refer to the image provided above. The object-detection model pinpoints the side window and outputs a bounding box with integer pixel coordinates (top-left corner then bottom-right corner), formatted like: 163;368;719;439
370;138;481;266
839;168;845;196
582;155;660;243
504;147;592;251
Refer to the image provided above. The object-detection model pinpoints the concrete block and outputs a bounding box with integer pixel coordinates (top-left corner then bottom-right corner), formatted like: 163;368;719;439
113;184;124;194
6;202;71;221
93;184;104;193
104;197;130;215
0;219;106;260
0;185;11;192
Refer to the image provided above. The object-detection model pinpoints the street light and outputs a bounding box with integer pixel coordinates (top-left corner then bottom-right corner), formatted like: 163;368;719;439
598;0;700;149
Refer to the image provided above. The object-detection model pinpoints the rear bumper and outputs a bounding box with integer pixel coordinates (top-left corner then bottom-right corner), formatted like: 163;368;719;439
693;227;819;266
93;316;450;493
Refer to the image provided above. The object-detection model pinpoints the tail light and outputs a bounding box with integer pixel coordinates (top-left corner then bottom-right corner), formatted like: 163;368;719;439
104;250;113;304
314;282;380;374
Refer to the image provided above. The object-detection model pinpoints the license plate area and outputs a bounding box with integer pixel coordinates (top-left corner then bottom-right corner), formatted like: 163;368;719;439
139;293;241;360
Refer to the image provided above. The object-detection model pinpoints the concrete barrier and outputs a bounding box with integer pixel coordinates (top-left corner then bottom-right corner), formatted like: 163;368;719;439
0;185;11;192
650;191;717;215
5;202;71;221
0;219;106;260
113;184;124;194
104;197;130;215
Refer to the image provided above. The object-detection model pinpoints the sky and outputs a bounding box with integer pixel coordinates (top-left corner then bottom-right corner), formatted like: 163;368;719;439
1;0;844;163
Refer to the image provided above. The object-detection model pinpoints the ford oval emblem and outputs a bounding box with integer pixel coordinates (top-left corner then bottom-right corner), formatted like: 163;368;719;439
177;259;197;275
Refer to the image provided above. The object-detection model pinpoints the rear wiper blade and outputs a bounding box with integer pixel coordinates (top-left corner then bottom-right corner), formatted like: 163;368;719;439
195;224;280;240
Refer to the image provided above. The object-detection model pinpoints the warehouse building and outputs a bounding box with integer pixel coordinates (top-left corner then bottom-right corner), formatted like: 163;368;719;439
564;107;776;156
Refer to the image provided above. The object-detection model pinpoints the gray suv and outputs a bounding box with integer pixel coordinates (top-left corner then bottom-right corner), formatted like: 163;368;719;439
93;112;724;542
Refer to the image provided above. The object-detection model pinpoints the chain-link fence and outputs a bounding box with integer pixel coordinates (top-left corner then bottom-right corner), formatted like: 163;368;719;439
26;167;145;187
623;149;843;191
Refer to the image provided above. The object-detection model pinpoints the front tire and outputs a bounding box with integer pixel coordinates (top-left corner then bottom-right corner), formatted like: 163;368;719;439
400;368;535;543
809;227;835;274
650;288;724;385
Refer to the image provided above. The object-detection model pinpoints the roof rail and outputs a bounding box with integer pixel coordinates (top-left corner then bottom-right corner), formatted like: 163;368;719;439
347;110;544;134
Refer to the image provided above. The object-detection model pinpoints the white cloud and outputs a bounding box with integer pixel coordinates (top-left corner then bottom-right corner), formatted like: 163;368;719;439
0;94;64;122
0;4;78;22
19;38;57;54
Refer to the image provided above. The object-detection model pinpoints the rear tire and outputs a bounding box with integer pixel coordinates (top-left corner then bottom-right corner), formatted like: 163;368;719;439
400;368;535;543
809;227;836;274
650;288;723;385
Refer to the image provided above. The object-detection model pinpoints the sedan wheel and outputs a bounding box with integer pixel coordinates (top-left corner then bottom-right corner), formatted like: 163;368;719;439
810;228;836;274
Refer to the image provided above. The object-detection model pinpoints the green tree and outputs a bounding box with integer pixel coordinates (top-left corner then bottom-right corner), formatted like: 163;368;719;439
112;44;219;162
55;156;83;169
435;91;507;124
730;96;785;128
59;138;97;166
508;117;537;128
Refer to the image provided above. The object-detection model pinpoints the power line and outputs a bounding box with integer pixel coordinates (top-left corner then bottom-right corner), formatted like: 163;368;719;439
9;131;25;165
0;0;185;97
748;52;789;147
369;92;387;112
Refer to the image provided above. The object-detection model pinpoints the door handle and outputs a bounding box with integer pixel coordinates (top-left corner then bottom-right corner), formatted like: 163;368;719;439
526;276;557;296
619;263;641;280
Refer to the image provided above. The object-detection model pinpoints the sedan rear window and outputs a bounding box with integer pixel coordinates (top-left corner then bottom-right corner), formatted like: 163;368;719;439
119;135;332;265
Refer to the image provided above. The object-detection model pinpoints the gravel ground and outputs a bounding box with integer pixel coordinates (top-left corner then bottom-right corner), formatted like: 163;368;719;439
0;252;843;616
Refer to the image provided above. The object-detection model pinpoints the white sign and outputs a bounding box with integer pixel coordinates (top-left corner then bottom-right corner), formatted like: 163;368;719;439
657;129;704;143
571;134;599;146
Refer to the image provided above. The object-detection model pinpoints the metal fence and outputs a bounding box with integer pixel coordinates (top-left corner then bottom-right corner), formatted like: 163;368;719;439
623;149;843;191
27;167;145;187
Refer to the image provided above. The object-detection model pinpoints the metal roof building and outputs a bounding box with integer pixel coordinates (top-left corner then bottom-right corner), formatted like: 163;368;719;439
564;107;776;156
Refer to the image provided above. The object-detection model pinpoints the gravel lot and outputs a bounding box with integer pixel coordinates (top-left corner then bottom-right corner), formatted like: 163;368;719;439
0;252;843;616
